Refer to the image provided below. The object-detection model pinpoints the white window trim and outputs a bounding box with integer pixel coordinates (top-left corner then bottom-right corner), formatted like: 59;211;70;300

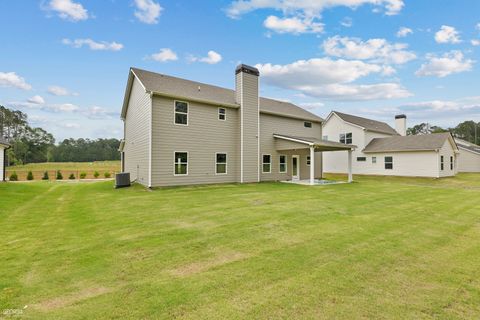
306;155;311;166
440;155;444;171
173;151;188;176
339;132;353;144
262;154;272;174
372;156;377;164
215;152;228;175
279;155;287;173
174;100;189;126
218;107;226;121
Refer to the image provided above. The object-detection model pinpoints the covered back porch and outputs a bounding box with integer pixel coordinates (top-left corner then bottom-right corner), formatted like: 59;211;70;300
274;134;356;185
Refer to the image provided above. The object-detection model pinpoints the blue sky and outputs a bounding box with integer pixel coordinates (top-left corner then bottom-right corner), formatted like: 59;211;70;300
1;0;479;141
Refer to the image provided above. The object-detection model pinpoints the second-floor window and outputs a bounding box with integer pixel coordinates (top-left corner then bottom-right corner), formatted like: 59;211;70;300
218;108;226;120
174;101;188;125
304;121;312;128
340;133;352;144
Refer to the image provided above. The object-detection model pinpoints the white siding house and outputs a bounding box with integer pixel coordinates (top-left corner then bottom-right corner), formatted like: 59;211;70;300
323;111;459;178
455;138;480;172
0;138;10;182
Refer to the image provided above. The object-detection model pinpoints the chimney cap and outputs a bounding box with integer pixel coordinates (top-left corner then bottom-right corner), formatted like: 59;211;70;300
235;64;259;76
395;114;406;119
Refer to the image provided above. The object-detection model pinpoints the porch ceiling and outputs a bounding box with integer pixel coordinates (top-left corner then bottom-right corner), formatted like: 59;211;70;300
273;133;356;152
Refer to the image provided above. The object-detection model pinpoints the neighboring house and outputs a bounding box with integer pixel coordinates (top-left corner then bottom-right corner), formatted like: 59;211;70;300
119;65;354;187
455;138;480;172
322;111;459;178
0;137;10;182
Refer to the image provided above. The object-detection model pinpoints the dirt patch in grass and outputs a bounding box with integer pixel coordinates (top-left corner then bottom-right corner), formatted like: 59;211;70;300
170;252;251;277
32;287;112;312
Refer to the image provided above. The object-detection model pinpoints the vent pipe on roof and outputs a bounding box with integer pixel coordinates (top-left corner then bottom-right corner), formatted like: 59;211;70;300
395;114;407;136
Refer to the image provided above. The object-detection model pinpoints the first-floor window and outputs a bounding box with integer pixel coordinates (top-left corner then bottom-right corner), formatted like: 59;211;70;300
306;156;311;166
385;156;393;170
357;157;366;162
216;153;227;174
372;157;377;164
322;135;328;140
450;156;454;170
279;155;287;173
440;156;444;171
174;152;188;175
262;154;271;173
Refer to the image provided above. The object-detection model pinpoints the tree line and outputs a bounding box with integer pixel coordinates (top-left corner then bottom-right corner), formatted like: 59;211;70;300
407;121;480;144
1;105;120;165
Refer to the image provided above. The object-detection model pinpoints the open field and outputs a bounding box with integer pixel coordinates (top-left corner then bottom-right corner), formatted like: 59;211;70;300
1;174;480;319
5;161;120;181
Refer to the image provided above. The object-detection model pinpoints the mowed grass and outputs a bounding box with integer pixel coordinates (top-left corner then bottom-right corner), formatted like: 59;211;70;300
1;174;480;319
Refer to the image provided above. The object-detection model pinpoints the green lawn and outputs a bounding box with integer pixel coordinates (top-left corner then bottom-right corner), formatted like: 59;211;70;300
1;175;480;319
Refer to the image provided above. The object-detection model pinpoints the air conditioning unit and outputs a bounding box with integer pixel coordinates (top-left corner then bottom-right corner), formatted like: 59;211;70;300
115;172;131;188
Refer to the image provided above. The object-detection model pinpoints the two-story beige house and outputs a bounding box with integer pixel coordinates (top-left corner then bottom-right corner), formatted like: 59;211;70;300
119;65;354;187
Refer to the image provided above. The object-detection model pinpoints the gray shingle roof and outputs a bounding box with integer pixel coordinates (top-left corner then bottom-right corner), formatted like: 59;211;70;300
333;111;398;135
363;132;455;153
455;138;480;154
0;137;10;147
129;68;323;123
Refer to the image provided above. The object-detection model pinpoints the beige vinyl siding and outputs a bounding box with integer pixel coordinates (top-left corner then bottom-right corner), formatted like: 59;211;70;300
260;113;322;181
457;148;480;172
238;72;259;183
438;139;456;177
151;96;239;187
123;77;151;186
364;151;439;177
0;146;5;181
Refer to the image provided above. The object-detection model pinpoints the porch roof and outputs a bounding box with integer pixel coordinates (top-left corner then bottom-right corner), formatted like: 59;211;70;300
273;134;356;152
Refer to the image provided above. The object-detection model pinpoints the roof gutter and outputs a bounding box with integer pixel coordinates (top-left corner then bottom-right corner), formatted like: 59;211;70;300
149;90;240;109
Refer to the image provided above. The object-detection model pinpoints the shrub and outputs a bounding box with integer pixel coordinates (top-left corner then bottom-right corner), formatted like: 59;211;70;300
80;172;87;179
93;171;100;179
9;172;18;181
104;172;111;178
56;170;63;180
27;171;34;180
42;171;49;180
69;173;75;180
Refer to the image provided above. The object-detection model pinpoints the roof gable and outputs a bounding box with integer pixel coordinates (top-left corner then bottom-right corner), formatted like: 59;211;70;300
329;111;399;135
363;132;456;153
121;67;323;123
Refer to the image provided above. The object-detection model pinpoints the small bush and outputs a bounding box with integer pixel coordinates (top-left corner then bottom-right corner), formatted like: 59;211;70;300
69;173;75;180
80;172;87;179
42;171;49;180
9;172;18;181
56;170;63;180
93;171;100;179
104;172;111;178
27;171;34;180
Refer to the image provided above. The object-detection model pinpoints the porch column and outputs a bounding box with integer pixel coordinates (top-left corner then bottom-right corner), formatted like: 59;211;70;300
310;146;315;185
347;149;353;183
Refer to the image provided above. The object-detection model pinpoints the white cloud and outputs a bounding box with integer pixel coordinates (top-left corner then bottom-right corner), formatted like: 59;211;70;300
47;85;78;96
340;17;353;28
472;39;480;46
476;23;480;31
149;48;178;62
435;25;461;44
322;36;416;64
27;95;45;104
226;0;404;18
189;51;223;64
47;103;79;112
226;0;403;34
61;123;81;129
83;106;118;119
62;38;123;51
45;0;89;21
255;58;411;101
264;16;323;34
299;102;325;110
396;27;413;37
415;50;474;78
134;0;162;24
0;72;32;90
